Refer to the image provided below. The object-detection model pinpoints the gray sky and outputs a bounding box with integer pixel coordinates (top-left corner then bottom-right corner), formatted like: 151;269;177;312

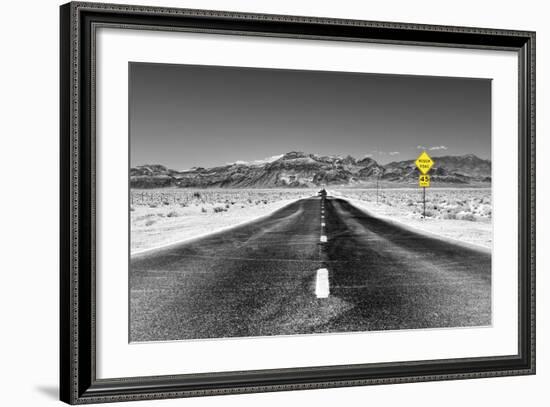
130;63;491;169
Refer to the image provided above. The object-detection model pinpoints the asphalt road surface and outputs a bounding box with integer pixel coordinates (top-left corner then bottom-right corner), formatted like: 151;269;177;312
130;196;491;342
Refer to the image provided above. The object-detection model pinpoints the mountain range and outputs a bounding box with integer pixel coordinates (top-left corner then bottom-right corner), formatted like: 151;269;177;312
130;152;491;189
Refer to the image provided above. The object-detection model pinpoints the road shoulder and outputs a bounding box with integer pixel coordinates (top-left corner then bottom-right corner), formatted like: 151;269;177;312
131;197;307;256
335;195;492;254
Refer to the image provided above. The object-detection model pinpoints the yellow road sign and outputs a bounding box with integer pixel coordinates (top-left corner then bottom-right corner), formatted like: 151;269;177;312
415;151;434;175
419;174;430;187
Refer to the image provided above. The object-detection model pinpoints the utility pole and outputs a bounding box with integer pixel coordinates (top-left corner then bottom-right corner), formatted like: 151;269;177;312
376;174;379;204
376;170;381;205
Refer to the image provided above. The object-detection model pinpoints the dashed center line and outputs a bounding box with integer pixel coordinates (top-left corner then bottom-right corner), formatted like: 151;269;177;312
316;200;329;299
315;268;330;298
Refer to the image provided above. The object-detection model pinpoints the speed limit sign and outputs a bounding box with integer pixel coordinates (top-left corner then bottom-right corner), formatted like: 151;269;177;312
419;174;430;187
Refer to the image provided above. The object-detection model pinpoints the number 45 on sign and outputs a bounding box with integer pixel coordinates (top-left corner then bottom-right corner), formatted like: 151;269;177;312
419;174;430;187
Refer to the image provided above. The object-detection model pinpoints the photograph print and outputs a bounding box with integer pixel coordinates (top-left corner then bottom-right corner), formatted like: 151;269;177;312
129;63;492;342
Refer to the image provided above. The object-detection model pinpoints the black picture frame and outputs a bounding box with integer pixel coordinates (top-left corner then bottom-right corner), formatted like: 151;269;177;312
60;2;536;404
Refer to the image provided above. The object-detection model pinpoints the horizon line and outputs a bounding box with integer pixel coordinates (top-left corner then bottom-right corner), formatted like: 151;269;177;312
132;151;491;171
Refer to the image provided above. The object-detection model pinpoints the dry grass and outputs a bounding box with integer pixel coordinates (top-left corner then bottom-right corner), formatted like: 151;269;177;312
130;188;315;253
335;188;491;221
131;189;312;212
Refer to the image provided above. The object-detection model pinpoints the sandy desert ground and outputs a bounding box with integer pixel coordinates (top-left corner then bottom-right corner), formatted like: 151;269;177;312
130;187;492;253
130;189;313;253
332;188;492;249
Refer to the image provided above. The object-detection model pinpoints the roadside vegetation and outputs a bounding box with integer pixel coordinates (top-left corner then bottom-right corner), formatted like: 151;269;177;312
336;188;491;221
130;188;312;253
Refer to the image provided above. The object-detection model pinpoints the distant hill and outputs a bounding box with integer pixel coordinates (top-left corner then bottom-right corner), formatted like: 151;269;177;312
130;152;491;188
383;154;492;184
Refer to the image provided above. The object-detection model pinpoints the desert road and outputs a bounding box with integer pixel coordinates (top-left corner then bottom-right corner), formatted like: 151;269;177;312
130;196;491;342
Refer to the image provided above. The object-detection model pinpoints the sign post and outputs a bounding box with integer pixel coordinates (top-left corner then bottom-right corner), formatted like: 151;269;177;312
415;152;434;219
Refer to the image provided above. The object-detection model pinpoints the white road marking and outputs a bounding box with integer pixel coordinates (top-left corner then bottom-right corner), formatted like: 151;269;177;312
321;222;325;227
315;268;330;298
320;235;327;243
321;215;324;219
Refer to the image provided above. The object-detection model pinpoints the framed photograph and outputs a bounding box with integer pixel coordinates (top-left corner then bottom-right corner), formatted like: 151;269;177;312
60;2;535;404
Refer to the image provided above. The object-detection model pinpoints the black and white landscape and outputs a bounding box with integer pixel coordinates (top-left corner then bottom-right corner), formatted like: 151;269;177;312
130;151;491;189
129;63;492;342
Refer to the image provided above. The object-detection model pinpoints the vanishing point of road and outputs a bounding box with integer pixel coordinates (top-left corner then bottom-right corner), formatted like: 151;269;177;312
130;196;491;342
